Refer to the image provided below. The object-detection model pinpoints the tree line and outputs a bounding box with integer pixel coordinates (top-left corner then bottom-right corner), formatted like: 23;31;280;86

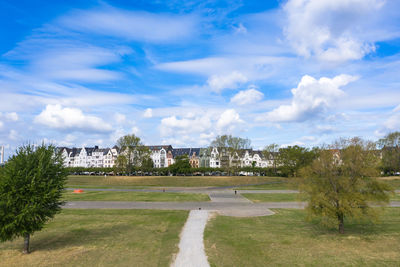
76;132;400;177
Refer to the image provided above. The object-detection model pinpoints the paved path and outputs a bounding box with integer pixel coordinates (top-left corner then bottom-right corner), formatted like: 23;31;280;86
172;210;210;267
66;187;299;194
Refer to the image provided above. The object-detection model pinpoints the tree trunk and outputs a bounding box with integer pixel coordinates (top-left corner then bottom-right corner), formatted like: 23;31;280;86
23;233;30;254
338;214;344;234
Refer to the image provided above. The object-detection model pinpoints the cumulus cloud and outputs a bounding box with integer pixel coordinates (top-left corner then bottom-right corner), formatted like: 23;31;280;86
207;71;248;93
216;109;243;131
160;109;243;142
143;108;153;118
283;0;384;62
34;104;112;133
259;74;357;122
160;115;212;137
231;87;264;105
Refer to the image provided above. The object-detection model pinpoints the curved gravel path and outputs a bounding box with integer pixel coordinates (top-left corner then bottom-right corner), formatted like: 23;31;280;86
172;210;210;267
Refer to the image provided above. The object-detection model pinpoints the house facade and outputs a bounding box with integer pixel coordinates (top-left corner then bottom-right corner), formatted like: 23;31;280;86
60;145;275;169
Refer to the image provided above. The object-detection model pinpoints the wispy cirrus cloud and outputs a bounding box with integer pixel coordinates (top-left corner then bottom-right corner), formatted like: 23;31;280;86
58;7;199;43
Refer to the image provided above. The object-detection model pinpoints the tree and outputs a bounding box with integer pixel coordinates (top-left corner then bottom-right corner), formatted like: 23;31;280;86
377;132;400;175
0;144;67;253
116;134;150;174
299;138;392;234
140;156;154;173
169;155;191;175
277;145;319;177
263;143;279;174
210;135;251;151
210;135;251;172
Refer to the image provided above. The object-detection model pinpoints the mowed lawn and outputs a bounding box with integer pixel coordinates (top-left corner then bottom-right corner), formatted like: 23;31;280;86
379;177;400;190
0;209;187;267
204;208;400;266
67;175;288;188
63;190;210;202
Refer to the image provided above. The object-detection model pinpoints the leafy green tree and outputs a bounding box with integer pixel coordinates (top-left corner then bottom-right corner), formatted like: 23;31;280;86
377;132;400;175
140;156;154;173
299;138;392;234
210;135;251;172
263;143;279;174
169;155;192;175
0;144;67;253
116;134;150;174
277;145;319;177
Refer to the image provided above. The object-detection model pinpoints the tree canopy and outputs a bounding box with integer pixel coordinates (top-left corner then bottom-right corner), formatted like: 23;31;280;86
210;135;251;151
377;131;400;175
0;144;67;253
168;155;191;175
299;138;392;234
115;134;151;174
277;145;319;177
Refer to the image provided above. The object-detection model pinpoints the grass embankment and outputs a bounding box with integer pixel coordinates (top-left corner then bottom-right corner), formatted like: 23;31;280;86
205;208;400;266
67;175;288;188
63;190;210;202
0;209;187;267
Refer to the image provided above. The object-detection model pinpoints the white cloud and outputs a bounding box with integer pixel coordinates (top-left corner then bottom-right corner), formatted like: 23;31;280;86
216;109;243;132
5;112;18;121
159;109;243;143
60;7;197;43
231;87;264;105
8;130;18;141
160;115;212;137
143;108;153;118
259;74;357;122
283;0;384;62
234;23;247;34
131;126;140;135
383;109;400;132
207;71;248;93
0;121;3;130
34;104;112;133
114;113;126;124
280;141;305;148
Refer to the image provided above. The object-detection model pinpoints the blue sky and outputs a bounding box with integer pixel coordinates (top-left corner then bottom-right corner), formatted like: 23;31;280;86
1;0;400;159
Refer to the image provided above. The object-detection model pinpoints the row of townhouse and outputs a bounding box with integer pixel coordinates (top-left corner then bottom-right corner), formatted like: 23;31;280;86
60;146;119;168
59;145;274;169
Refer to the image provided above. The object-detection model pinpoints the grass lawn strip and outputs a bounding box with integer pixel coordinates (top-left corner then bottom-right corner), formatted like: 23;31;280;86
63;190;210;202
67;175;288;188
0;209;188;267
204;208;400;266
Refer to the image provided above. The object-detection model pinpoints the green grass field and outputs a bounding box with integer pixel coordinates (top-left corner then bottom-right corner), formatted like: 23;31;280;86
243;193;400;202
205;208;400;266
67;175;288;188
63;190;210;202
0;209;187;267
379;177;400;190
242;193;299;202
